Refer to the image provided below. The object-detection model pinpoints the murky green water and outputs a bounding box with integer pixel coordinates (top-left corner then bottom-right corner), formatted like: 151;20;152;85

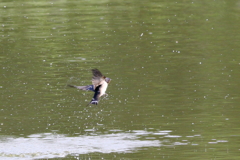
1;0;240;159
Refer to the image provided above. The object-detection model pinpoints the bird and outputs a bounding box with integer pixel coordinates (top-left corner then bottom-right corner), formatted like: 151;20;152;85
68;69;111;105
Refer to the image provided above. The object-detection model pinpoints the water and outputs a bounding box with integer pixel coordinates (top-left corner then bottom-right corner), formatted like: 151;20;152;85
1;0;240;159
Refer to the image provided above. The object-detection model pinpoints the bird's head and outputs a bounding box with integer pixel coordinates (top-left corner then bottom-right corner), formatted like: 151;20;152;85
105;77;111;83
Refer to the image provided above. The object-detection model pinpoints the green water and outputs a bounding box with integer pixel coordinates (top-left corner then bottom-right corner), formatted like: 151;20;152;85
1;0;240;159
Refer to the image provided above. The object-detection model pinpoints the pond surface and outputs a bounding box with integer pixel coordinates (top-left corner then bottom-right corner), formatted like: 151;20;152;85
1;0;240;159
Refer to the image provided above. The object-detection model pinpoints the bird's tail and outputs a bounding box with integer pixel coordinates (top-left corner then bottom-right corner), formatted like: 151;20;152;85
86;98;98;106
86;85;101;106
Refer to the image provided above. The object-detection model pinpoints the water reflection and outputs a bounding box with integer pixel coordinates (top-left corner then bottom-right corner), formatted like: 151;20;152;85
0;129;230;159
0;130;162;159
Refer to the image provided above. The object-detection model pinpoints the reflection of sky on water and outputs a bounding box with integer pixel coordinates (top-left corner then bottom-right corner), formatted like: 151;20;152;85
0;130;229;160
0;130;165;160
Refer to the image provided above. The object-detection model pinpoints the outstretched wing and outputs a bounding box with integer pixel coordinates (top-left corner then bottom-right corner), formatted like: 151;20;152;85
91;69;105;89
67;84;94;92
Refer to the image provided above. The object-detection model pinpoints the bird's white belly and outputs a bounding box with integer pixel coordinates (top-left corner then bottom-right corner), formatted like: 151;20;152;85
99;82;108;97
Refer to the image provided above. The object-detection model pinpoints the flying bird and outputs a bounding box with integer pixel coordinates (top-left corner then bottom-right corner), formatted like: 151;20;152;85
68;69;111;105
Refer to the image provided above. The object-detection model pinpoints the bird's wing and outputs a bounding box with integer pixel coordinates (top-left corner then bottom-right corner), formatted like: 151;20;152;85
87;85;101;106
67;84;94;91
91;69;105;89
